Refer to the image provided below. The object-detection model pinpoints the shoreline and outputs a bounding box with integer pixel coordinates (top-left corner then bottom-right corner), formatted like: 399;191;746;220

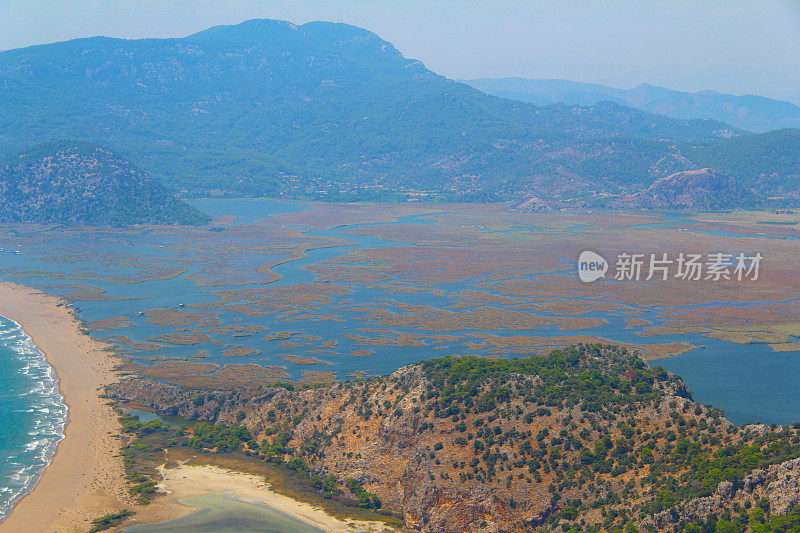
0;281;129;532
121;461;397;532
0;316;67;522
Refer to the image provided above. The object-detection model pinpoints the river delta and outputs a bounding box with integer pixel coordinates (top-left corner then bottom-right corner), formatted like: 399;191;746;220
0;199;798;424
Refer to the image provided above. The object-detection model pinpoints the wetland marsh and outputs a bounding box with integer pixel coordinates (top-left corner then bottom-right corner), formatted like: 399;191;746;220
1;199;798;424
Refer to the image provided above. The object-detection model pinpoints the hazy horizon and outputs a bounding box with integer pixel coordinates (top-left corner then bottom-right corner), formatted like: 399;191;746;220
1;0;799;104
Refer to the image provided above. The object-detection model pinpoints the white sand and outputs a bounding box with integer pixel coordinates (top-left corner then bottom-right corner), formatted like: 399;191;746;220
123;463;397;532
0;282;128;533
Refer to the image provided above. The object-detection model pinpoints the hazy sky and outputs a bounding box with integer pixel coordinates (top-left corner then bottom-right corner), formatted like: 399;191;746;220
2;0;800;103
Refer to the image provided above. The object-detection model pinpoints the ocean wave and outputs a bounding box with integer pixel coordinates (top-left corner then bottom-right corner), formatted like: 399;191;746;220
0;316;67;522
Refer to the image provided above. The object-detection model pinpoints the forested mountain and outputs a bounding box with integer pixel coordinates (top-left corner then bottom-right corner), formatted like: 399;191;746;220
0;19;746;202
683;129;800;197
464;77;800;133
0;19;797;205
109;344;800;532
0;141;209;226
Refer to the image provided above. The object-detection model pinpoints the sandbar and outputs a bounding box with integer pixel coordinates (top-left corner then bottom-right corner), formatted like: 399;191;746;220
124;462;395;532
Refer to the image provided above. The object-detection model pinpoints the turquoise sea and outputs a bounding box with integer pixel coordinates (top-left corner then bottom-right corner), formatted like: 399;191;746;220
0;316;67;521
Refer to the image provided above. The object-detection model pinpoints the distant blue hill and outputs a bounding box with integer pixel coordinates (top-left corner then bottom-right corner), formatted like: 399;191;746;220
0;19;797;206
463;78;800;133
0;19;745;202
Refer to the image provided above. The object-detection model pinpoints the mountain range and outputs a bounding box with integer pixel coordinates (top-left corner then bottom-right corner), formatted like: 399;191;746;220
1;19;798;207
463;77;800;134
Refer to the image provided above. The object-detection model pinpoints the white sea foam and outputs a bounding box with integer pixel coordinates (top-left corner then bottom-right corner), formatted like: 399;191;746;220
0;316;67;522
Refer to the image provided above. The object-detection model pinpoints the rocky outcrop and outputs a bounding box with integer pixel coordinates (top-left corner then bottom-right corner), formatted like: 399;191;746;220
514;195;552;213
646;456;800;529
762;457;800;514
611;168;762;210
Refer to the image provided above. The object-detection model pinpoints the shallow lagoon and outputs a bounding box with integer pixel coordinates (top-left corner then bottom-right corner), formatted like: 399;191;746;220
0;199;798;424
124;494;323;533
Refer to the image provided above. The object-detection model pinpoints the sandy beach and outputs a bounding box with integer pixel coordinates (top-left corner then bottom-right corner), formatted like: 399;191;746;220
0;281;128;533
123;462;396;532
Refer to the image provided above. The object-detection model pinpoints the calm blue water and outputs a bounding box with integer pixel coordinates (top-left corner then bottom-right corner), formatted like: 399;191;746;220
0;316;66;521
124;494;324;532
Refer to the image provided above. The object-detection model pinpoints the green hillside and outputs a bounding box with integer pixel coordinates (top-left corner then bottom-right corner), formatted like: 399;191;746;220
0;141;210;226
0;19;745;201
683;129;800;194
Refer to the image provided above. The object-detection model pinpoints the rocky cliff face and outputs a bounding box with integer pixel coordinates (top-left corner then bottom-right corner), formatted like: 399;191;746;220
647;455;800;529
107;345;800;532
